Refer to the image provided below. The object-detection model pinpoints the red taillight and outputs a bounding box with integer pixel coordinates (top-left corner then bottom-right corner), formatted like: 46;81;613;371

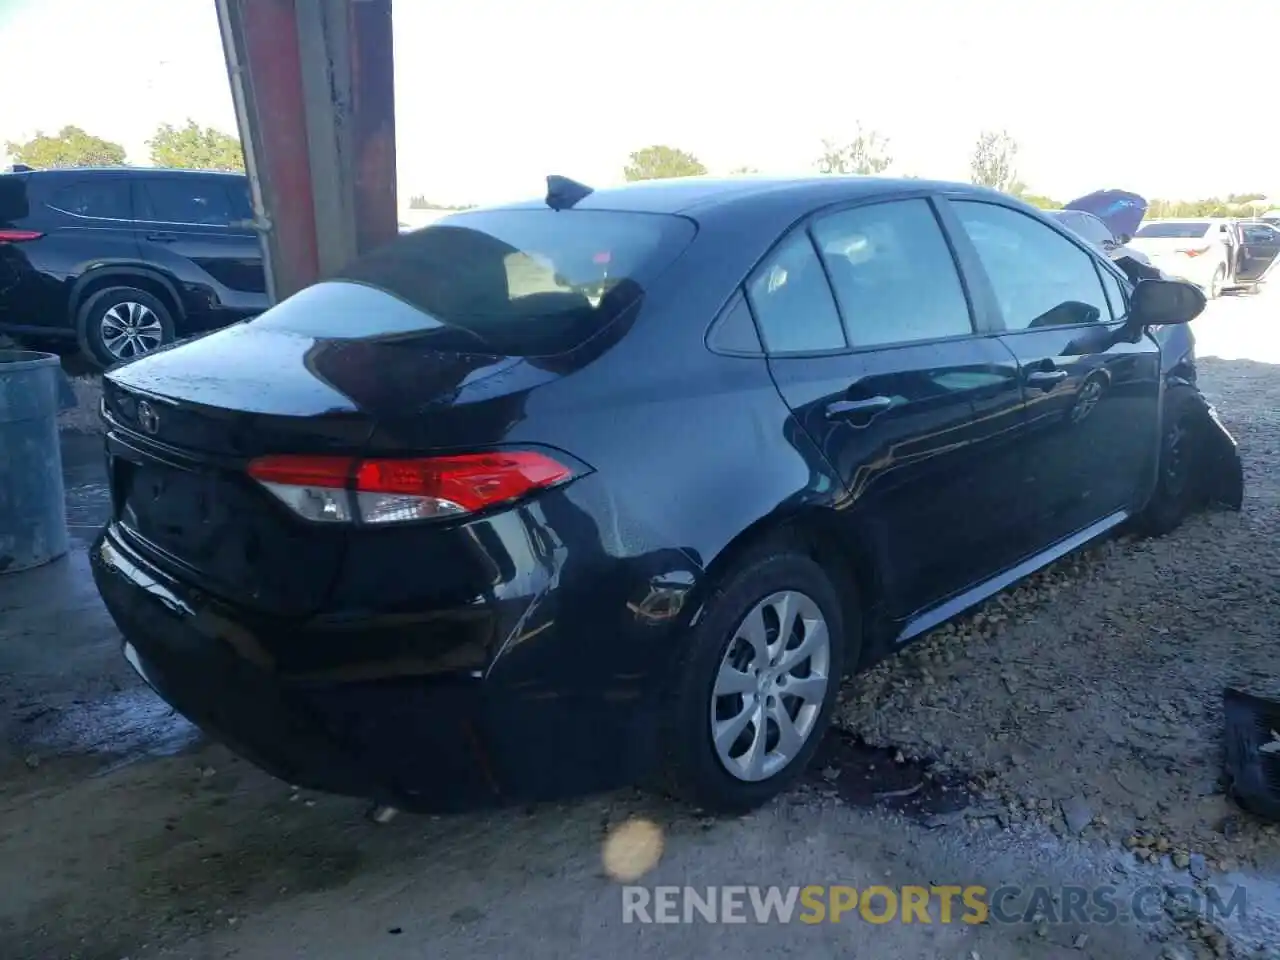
0;229;42;243
247;451;577;524
1177;245;1210;257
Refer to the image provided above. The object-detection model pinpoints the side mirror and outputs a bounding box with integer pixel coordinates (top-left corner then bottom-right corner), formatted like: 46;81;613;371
1130;278;1206;326
1117;233;1133;245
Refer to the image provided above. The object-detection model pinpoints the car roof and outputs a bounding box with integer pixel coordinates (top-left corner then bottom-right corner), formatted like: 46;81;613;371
8;166;245;178
489;175;1003;217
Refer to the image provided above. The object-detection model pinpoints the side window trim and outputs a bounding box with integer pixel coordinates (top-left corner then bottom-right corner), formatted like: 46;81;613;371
932;195;1006;334
1094;260;1129;322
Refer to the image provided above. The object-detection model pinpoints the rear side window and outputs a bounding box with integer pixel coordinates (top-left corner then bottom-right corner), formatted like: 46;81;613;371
139;178;237;225
1135;222;1210;239
746;230;846;354
953;200;1109;331
259;208;696;356
48;179;132;220
0;176;29;221
811;199;973;346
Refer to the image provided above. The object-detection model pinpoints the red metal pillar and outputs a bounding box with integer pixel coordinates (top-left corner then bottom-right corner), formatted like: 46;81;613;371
214;0;397;303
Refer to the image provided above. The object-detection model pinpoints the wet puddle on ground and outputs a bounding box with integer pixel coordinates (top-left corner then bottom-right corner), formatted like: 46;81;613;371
26;687;202;772
807;729;975;818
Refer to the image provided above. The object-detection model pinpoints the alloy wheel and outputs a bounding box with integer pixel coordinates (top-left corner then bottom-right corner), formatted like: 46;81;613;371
100;301;164;360
711;589;830;782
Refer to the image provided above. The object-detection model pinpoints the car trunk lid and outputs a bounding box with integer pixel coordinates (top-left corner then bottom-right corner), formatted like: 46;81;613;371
1063;189;1148;241
102;311;541;618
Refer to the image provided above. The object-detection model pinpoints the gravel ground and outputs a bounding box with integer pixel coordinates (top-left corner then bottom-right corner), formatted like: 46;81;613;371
838;352;1280;878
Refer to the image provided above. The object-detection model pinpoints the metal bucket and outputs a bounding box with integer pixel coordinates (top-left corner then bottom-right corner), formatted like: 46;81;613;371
0;350;70;573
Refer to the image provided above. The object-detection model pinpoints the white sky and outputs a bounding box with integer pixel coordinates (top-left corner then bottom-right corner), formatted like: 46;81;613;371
2;0;1277;207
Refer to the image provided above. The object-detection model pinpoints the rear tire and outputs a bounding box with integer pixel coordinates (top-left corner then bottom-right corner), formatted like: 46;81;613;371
658;546;850;813
1135;384;1209;536
76;286;175;369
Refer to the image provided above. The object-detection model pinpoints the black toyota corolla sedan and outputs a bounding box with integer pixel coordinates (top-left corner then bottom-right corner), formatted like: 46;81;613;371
92;175;1243;814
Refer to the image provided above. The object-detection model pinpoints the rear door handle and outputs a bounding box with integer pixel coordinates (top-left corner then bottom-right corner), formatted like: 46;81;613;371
825;395;894;422
146;232;178;242
1026;370;1068;387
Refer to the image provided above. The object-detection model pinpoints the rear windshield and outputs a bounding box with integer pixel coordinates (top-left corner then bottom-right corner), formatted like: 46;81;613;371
255;208;696;355
1135;222;1209;239
0;176;29;222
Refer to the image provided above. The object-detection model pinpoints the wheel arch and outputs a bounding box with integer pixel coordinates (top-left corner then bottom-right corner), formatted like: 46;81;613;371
70;267;185;325
693;507;883;672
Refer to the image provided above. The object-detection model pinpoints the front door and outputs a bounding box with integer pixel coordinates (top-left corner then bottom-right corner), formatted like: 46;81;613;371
1238;222;1280;284
133;174;266;329
750;197;1027;619
945;199;1162;547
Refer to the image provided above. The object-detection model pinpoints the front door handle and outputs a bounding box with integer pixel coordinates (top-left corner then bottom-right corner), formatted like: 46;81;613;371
1026;369;1068;387
146;232;178;242
825;395;894;422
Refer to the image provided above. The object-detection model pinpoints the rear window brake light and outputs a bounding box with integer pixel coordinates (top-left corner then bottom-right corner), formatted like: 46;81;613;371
0;229;42;243
247;450;582;525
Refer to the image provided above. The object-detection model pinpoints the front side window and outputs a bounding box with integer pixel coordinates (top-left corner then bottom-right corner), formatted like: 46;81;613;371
1097;265;1129;320
140;178;236;225
953;200;1109;331
745;230;846;354
48;179;131;220
259;208;695;356
811;199;973;347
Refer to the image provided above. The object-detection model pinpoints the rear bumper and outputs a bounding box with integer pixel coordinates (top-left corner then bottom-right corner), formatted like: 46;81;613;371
1145;258;1216;290
92;523;690;811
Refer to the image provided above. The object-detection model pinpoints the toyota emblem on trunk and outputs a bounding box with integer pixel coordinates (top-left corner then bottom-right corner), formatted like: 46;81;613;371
136;401;160;435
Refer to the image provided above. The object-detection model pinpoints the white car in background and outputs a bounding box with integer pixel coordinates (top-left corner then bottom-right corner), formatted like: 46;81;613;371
1127;218;1244;298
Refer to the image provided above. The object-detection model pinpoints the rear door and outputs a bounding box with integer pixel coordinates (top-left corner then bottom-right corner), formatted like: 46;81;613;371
134;173;266;328
944;198;1161;548
752;196;1027;619
6;173;142;332
1238;222;1280;283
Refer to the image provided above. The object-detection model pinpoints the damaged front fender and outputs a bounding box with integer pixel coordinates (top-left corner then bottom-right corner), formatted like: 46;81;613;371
1197;400;1244;510
1182;388;1244;510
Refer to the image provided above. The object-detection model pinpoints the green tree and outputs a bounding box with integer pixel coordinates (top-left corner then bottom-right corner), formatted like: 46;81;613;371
1020;193;1062;210
969;129;1021;194
148;120;244;171
407;195;476;210
1146;194;1271;219
5;125;126;168
623;145;707;182
816;125;892;175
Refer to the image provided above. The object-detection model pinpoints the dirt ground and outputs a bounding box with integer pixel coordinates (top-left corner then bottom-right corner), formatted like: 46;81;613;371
2;293;1279;960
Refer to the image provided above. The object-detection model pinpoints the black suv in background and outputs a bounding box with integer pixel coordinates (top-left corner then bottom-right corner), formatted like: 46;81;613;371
0;167;267;367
